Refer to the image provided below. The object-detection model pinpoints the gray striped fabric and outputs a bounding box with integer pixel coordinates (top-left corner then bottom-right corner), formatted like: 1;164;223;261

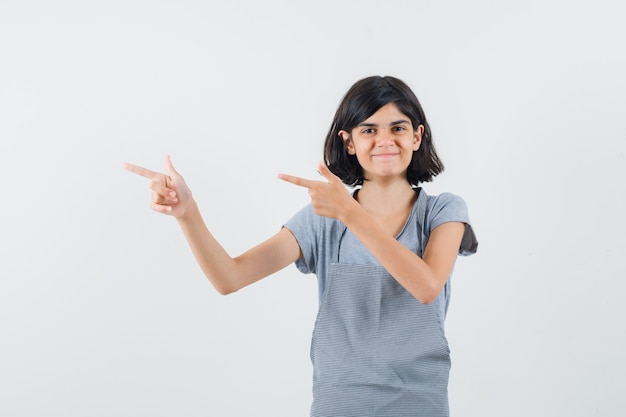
310;260;451;416
284;188;478;416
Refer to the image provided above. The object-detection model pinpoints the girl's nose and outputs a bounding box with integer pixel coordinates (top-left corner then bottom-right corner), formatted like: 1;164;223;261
376;130;394;146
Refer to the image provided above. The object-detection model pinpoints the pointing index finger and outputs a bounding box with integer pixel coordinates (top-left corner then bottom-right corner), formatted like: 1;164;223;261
123;162;160;180
277;173;315;189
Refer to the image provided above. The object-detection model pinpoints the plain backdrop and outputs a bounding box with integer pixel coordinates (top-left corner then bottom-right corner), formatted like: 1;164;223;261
1;0;624;416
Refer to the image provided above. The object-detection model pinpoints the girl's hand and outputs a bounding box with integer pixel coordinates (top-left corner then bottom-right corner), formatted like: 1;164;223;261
123;155;193;219
278;161;356;220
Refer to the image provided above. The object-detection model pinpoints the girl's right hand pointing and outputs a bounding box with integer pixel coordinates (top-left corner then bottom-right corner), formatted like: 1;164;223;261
123;155;193;219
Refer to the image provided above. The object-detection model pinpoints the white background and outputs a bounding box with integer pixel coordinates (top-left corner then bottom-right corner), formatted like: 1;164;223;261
1;0;624;416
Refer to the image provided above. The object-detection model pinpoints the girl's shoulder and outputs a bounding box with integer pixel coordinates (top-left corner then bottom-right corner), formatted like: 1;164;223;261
417;188;478;255
284;202;344;241
418;188;470;216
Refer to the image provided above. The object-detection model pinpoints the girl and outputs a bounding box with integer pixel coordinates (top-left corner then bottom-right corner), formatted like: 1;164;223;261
124;75;478;417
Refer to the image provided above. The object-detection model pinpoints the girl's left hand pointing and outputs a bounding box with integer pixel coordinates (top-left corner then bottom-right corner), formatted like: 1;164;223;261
278;161;356;220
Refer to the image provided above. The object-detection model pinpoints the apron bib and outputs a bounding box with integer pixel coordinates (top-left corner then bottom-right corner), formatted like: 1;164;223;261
310;198;451;417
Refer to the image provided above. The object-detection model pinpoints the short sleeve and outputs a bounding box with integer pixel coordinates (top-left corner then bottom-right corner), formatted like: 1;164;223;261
427;192;478;256
283;204;320;274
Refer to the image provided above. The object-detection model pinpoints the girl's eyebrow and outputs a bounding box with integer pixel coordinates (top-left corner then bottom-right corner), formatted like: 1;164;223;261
357;119;411;127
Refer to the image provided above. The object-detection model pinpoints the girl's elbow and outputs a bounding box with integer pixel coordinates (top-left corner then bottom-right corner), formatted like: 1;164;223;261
210;277;241;296
415;283;443;304
215;281;244;296
216;286;236;296
417;293;437;304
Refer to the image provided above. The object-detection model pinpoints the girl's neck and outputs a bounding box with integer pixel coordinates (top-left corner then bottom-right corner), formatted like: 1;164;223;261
355;178;417;216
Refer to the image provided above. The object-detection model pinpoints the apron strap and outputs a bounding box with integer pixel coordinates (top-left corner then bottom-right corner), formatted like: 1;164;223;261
332;224;347;263
414;187;428;254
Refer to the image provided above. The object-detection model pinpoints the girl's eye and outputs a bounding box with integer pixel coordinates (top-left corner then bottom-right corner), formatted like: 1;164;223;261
392;126;406;132
362;128;375;134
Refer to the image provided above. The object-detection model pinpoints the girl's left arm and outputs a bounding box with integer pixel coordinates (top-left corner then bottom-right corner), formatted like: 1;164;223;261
279;162;465;304
341;204;464;303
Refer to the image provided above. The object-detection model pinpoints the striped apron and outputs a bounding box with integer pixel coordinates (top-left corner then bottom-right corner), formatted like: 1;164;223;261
310;222;451;416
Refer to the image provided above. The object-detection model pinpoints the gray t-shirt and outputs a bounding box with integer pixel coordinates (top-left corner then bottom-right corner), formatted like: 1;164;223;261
284;188;478;320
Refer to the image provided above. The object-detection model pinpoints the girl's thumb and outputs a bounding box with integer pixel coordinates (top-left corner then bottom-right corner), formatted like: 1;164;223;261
164;154;180;177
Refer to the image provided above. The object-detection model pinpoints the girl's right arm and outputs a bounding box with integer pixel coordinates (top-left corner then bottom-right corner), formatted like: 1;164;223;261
124;156;301;295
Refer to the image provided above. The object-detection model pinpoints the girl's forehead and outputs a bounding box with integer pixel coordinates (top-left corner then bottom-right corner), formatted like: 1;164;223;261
360;103;410;123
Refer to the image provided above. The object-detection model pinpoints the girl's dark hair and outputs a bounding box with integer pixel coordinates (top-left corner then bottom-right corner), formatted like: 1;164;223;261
324;75;444;186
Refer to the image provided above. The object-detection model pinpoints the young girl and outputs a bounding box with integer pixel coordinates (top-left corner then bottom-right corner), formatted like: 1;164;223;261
124;76;478;417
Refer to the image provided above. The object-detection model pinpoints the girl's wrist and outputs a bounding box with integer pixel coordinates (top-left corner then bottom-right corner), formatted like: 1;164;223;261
176;199;200;223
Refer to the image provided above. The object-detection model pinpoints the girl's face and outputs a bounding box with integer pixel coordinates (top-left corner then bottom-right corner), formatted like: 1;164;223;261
339;102;423;183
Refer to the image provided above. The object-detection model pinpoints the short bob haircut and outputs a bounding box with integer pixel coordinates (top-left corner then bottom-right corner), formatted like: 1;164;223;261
324;76;444;186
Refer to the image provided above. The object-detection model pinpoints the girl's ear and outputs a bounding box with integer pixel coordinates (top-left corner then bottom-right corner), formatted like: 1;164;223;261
339;130;356;155
413;125;424;151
